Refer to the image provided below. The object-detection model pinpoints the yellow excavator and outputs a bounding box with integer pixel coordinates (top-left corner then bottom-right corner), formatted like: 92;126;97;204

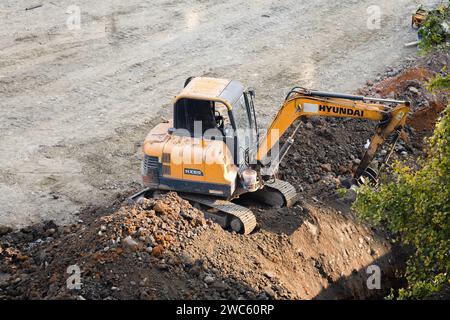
131;77;410;234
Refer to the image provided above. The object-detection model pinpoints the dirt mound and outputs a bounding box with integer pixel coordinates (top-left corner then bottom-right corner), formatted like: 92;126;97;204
280;50;448;198
370;65;447;132
0;192;402;300
372;66;433;97
0;193;210;299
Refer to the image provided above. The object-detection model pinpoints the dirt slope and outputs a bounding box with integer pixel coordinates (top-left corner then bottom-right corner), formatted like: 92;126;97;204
0;192;401;300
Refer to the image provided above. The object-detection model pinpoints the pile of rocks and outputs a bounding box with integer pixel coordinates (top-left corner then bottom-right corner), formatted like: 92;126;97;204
96;192;208;256
0;192;212;299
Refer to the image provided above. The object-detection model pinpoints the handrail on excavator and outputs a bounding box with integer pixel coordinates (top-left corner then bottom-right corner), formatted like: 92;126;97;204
285;86;410;106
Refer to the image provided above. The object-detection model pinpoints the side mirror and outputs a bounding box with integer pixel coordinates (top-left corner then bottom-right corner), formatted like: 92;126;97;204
248;88;256;97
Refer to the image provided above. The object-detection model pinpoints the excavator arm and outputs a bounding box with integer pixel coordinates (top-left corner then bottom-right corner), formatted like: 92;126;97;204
255;88;410;180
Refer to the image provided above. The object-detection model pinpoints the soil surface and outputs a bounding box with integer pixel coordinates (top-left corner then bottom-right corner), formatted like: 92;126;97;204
0;192;405;300
0;0;442;227
0;49;448;299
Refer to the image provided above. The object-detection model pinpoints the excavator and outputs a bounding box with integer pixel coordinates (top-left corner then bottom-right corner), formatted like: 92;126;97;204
131;77;410;234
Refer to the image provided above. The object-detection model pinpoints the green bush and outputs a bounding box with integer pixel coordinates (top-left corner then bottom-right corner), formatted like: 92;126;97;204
353;100;449;299
418;3;450;52
428;69;450;92
353;2;449;300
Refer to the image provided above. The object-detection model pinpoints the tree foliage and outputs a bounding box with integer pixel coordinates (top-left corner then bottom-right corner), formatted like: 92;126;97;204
353;74;449;299
418;3;450;52
428;69;450;92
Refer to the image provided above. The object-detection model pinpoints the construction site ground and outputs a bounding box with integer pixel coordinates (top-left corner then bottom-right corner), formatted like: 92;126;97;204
0;0;442;228
0;0;448;300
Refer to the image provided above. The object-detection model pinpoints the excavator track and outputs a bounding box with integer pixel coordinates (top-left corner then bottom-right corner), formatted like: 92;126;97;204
249;179;298;208
128;188;257;235
181;193;257;235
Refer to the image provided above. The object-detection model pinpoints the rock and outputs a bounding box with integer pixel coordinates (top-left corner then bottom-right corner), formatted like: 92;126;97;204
157;261;169;270
0;273;11;286
263;271;276;279
273;284;284;294
320;163;332;172
153;201;169;214
211;281;229;292
179;209;189;219
204;275;215;284
342;188;357;203
137;197;155;209
353;158;361;165
0;225;12;236
146;235;156;246
408;86;419;94
305;122;313;130
318;127;334;140
180;254;194;268
122;236;139;252
264;286;276;298
401;151;408;156
396;144;405;152
151;244;164;257
140;290;151;300
304;221;318;237
100;225;107;231
338;165;350;174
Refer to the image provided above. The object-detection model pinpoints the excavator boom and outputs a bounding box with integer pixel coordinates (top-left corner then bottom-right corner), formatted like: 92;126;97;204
255;88;410;181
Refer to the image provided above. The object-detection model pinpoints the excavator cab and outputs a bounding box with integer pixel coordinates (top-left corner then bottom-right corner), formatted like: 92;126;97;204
172;77;259;167
141;77;260;201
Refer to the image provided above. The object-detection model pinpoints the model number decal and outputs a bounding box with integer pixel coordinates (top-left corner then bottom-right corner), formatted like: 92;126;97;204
184;168;203;176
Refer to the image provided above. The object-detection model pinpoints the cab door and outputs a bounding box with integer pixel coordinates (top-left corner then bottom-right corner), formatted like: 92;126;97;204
230;93;258;168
